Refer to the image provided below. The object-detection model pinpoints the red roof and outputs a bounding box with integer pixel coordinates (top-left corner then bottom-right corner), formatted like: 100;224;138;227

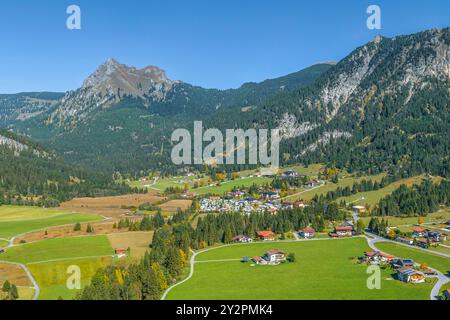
335;226;353;231
252;256;263;262
413;227;426;232
303;228;316;233
266;249;285;256
256;231;275;237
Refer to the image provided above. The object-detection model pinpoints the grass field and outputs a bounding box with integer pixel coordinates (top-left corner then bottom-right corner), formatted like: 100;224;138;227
191;176;272;195
360;211;450;228
375;242;450;275
166;238;435;300
0;211;102;239
0;239;9;248
107;232;152;259
0;205;74;222
338;175;443;208
28;257;112;300
1;235;114;264
291;174;385;202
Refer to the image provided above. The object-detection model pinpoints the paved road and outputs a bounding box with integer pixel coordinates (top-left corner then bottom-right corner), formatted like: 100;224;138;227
365;233;449;300
280;182;325;201
0;260;40;300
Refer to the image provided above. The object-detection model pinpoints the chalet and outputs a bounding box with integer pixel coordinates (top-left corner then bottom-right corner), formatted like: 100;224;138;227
416;238;429;248
334;225;353;237
396;237;414;245
412;227;427;237
282;170;299;178
352;206;367;214
425;230;447;242
397;267;425;283
232;235;253;243
364;251;395;264
283;201;306;209
114;248;128;259
263;250;286;264
262;191;280;200
252;256;267;265
443;289;450;300
256;231;276;241
306;179;321;188
299;228;316;239
182;192;197;198
392;258;415;269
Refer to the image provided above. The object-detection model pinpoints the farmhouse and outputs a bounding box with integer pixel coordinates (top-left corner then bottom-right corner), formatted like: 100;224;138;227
396;237;414;245
392;258;415;269
412;227;427;237
416;238;430;248
264;250;286;264
364;251;395;264
397;267;425;283
252;256;267;265
425;230;447;242
282;170;299;178
352;206;367;214
114;248;128;259
232;235;253;243
333;225;353;237
256;231;276;241
299;228;316;239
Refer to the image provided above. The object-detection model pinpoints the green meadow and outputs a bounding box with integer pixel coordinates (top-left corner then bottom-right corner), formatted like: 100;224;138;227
0;210;102;238
166;238;435;300
1;235;114;264
375;242;450;274
28;257;113;300
191;176;273;195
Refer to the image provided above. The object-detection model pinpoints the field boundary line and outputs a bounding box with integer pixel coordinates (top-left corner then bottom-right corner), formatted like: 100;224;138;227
26;254;113;265
196;258;241;263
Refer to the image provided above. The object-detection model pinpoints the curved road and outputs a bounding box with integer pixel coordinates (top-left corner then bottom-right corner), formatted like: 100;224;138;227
365;232;449;300
0;260;40;300
0;214;111;300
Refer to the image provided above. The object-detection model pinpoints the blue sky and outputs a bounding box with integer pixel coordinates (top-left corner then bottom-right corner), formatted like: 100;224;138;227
0;0;448;93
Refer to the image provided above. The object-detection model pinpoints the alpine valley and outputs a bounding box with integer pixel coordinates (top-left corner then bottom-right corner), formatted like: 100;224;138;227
4;27;450;179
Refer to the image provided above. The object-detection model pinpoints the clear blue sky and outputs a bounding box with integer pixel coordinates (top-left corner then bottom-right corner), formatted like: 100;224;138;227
0;0;448;93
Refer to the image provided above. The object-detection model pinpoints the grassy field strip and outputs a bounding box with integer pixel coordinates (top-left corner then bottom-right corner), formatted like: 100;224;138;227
196;259;241;263
26;255;113;266
0;206;77;222
0;235;114;264
0;212;103;239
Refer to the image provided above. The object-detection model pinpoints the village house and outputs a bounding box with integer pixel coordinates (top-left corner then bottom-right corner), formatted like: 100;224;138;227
306;179;321;188
282;170;299;178
333;225;353;237
352;206;367;214
364;251;395;264
114;248;128;259
397;267;425;283
263;250;286;264
416;238;430;248
262;191;280;200
412;227;427;237
232;235;253;243
396;237;414;245
252;256;267;265
299;228;316;239
425;230;447;242
256;231;276;241
392;258;415;269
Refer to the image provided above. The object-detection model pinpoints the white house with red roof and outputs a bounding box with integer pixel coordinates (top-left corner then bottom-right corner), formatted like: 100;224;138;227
299;228;316;239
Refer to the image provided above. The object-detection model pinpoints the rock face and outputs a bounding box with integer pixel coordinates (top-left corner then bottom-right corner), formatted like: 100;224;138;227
49;59;179;125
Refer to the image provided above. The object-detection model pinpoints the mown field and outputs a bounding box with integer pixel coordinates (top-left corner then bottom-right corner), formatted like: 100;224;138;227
166;238;435;300
28;257;113;300
1;235;114;264
338;175;443;208
0;210;102;239
375;242;450;275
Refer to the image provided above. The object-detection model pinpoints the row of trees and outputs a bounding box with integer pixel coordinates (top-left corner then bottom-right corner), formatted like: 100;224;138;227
373;180;450;217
